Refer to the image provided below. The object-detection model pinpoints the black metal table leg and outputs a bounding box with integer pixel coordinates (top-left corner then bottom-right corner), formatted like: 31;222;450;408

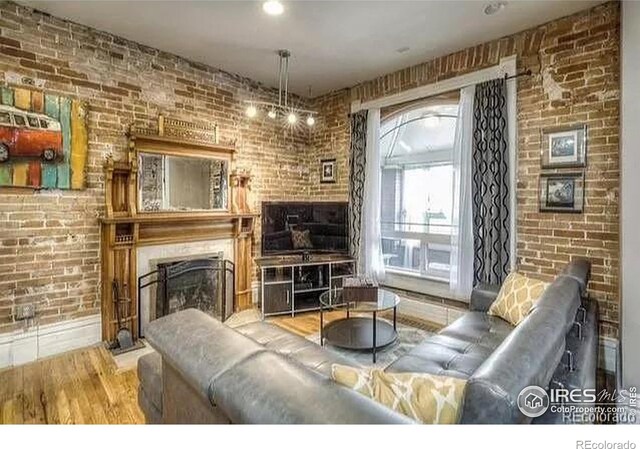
372;311;377;363
393;306;397;331
320;303;324;346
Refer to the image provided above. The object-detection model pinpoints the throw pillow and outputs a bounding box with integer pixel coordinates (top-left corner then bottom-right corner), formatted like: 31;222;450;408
488;271;549;326
331;364;467;424
291;229;313;249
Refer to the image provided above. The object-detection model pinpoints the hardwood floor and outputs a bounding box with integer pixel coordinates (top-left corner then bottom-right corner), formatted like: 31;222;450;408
0;345;144;424
268;310;345;336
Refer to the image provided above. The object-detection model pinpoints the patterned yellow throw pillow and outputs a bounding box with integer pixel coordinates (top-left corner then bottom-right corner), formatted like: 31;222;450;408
488;271;549;326
331;364;467;424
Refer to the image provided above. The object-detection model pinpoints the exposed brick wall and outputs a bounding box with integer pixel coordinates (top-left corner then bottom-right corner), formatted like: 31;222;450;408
0;2;314;333
309;2;620;337
0;1;621;339
306;89;351;200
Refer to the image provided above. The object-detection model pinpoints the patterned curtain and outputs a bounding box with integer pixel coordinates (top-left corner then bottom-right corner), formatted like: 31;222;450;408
471;78;510;285
348;110;368;260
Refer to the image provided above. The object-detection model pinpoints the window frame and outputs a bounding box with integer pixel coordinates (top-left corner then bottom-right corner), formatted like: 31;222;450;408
379;102;459;284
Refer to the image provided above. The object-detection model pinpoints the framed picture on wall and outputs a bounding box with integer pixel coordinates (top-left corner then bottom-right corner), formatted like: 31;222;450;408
541;124;587;168
320;158;336;183
539;172;584;213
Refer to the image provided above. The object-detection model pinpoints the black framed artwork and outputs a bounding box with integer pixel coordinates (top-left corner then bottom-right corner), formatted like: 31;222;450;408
540;124;587;169
320;158;336;183
539;172;584;213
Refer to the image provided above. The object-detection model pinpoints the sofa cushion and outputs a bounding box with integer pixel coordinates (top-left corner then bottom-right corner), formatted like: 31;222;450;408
489;272;549;326
332;364;467;424
440;311;514;347
137;351;163;412
236;321;357;376
210;350;412;424
386;312;512;378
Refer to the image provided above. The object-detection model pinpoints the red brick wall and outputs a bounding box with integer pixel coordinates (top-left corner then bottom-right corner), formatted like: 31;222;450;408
0;2;314;333
309;2;620;337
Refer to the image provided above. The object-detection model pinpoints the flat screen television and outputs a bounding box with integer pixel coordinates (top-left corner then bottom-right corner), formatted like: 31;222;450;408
261;201;349;256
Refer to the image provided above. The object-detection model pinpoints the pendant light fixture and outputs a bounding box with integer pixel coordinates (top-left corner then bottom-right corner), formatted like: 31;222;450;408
245;50;317;127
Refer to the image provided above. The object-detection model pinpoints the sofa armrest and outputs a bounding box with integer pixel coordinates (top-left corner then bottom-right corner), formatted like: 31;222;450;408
145;309;266;400
559;258;591;296
469;283;501;312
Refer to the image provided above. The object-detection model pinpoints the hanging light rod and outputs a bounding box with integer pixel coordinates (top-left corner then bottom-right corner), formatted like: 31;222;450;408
244;49;318;126
242;100;317;116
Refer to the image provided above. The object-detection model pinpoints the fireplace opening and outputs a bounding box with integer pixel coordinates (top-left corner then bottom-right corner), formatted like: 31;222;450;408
138;256;234;335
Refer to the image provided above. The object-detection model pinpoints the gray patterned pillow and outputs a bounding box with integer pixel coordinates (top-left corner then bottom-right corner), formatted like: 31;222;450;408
291;229;313;249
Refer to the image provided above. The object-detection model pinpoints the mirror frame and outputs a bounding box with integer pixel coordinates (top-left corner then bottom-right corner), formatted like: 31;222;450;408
137;150;230;213
128;128;236;217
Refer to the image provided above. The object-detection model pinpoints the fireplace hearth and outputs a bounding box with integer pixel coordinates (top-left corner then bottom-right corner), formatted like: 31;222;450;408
138;256;234;335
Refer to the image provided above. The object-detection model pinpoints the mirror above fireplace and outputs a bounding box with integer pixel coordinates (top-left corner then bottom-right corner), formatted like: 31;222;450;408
139;152;229;212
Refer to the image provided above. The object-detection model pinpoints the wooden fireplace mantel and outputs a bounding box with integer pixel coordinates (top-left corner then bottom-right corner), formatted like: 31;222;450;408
99;116;257;344
101;211;258;225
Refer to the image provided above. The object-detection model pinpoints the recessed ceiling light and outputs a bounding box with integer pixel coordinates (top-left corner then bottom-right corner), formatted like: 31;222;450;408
484;2;506;16
263;1;284;16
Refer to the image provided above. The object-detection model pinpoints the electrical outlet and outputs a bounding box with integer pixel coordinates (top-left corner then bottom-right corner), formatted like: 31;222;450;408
15;303;36;321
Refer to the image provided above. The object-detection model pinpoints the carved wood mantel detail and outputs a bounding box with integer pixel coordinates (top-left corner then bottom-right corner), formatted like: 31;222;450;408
100;117;256;344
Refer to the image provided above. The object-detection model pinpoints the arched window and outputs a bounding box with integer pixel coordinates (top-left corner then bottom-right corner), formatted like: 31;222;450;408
380;101;459;282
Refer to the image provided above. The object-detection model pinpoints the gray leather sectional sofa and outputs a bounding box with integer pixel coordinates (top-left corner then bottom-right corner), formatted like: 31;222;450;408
138;258;596;424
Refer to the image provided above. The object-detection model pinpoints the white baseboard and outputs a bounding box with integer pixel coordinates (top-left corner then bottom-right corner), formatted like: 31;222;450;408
0;314;101;369
397;296;465;327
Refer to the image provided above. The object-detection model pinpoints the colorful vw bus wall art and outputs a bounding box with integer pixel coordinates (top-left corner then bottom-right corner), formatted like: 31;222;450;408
0;87;88;190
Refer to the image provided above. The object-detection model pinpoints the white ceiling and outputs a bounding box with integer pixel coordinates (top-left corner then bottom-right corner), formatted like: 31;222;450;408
21;0;604;96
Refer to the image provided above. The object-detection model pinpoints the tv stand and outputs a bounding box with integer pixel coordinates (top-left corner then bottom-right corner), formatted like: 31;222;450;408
257;255;355;318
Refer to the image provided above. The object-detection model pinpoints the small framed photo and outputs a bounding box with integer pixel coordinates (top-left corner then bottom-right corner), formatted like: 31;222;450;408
320;158;336;184
541;124;587;168
539;172;584;213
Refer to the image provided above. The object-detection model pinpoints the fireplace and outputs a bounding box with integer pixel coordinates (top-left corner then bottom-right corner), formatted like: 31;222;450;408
100;121;256;345
138;255;234;336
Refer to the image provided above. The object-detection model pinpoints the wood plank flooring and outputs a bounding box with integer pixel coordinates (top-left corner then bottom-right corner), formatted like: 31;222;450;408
0;345;144;424
268;310;345;336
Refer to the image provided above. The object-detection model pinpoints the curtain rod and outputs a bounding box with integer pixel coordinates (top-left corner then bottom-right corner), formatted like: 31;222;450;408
504;69;533;81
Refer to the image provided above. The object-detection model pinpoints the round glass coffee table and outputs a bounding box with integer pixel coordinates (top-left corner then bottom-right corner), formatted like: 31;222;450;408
319;288;400;363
